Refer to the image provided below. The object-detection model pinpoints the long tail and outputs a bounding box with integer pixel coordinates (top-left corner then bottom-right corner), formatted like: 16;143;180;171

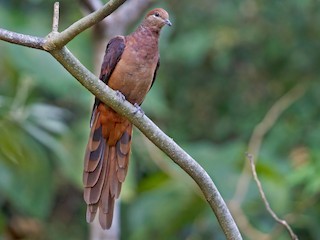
83;105;132;229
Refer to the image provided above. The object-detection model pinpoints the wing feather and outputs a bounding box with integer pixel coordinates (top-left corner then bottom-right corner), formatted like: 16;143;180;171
90;36;126;126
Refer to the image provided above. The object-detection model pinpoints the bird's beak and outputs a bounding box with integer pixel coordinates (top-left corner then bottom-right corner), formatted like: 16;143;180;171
165;19;172;26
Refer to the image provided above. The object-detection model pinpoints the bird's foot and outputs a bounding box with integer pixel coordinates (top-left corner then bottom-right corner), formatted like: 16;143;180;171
115;90;126;102
133;103;145;116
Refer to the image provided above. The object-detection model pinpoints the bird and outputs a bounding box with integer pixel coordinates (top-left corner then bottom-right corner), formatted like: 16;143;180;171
83;8;172;229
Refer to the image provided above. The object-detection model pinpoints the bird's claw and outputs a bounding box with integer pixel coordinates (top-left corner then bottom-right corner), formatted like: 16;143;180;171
133;103;145;116
115;90;126;102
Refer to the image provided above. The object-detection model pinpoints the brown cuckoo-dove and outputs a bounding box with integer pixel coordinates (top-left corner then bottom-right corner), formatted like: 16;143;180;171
83;8;171;229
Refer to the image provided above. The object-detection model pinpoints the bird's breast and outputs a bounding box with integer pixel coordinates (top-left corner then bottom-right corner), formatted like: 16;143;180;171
107;39;159;105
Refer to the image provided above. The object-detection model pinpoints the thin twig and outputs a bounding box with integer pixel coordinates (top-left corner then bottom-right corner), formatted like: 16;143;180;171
247;153;298;240
233;84;308;204
228;84;307;239
52;2;60;32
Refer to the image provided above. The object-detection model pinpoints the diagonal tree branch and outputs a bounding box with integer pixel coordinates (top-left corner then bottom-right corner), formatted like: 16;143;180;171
0;2;242;239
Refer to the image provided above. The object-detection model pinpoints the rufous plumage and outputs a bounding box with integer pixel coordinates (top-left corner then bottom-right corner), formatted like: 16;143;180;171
83;8;171;229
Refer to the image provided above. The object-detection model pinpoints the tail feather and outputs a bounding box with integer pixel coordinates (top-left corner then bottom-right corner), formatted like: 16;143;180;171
99;193;115;229
86;204;98;222
83;153;107;204
83;105;132;229
83;152;104;187
84;112;103;173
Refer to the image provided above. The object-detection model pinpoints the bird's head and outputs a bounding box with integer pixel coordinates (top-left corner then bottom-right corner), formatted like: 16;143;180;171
143;8;172;30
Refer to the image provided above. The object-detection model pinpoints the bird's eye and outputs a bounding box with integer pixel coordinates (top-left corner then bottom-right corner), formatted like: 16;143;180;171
154;12;160;17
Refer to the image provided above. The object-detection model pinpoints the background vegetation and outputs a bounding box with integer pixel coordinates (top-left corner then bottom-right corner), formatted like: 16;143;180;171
0;0;319;239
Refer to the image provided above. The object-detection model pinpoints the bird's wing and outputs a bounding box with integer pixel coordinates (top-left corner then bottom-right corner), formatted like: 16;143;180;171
99;36;126;83
90;36;126;126
149;57;160;91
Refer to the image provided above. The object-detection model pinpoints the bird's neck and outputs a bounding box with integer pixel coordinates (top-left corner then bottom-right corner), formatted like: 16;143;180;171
135;24;160;39
127;25;160;54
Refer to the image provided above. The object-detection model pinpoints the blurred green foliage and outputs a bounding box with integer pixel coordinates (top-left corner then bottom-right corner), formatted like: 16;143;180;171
1;0;320;239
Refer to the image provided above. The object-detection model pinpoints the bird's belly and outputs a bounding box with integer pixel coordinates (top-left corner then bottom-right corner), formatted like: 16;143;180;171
108;57;156;105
